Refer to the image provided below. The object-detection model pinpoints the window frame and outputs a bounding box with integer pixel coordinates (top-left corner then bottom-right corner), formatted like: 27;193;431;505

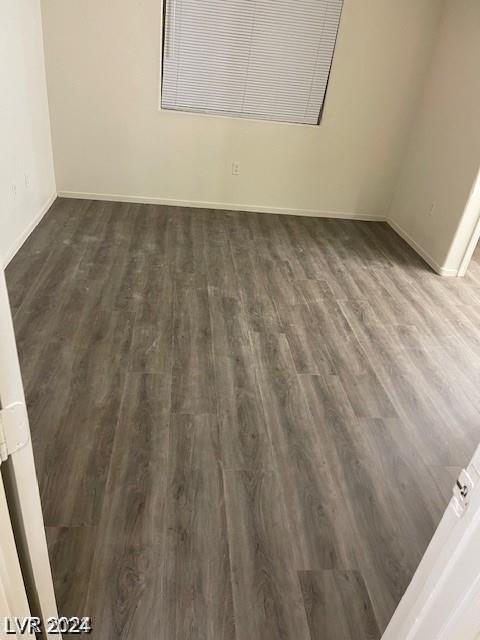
157;0;342;127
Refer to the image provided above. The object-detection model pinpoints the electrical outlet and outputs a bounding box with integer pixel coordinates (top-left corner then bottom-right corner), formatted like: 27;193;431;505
24;173;30;189
428;203;435;217
232;161;240;176
10;183;17;199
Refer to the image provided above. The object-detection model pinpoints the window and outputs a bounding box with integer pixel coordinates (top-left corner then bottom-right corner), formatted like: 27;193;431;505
161;0;344;125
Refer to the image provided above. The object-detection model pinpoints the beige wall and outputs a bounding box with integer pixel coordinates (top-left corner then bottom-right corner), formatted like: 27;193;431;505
0;0;56;265
389;0;480;274
41;0;443;218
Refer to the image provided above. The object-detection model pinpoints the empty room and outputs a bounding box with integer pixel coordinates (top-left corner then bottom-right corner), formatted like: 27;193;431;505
1;0;480;639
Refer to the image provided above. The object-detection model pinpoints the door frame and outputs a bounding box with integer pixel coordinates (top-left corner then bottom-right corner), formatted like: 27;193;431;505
0;471;32;639
457;167;480;276
458;211;480;276
0;269;59;639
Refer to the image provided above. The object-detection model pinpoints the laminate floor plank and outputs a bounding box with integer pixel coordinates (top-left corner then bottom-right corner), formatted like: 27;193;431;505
224;469;311;640
342;313;475;466
229;240;270;304
240;293;284;333
285;321;336;376
214;353;273;473
39;310;135;526
298;374;427;627
171;286;216;413
256;214;309;279
255;254;303;316
85;373;171;639
251;331;352;570
299;569;381;640
354;417;451;553
46;526;97;618
250;330;297;374
208;287;251;358
279;216;332;278
6;198;480;640
205;222;240;294
173;208;208;288
128;263;174;374
160;414;235;640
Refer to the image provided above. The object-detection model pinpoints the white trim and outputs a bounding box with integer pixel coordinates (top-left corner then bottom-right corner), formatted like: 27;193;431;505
456;168;480;277
387;219;458;277
0;475;31;632
4;190;466;280
458;217;480;277
57;190;384;222
3;193;57;268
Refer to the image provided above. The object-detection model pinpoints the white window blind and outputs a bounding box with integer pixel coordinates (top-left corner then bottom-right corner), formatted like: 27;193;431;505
161;0;343;125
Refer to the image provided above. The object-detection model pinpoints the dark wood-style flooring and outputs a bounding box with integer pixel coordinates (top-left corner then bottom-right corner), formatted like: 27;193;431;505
6;198;480;639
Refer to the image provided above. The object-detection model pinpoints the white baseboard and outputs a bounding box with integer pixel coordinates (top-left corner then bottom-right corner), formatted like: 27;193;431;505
57;190;384;222
4;193;57;268
4;190;458;278
387;219;458;277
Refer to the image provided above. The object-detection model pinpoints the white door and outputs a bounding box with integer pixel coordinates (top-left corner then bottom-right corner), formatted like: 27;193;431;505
0;470;32;639
0;269;59;639
383;444;480;640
